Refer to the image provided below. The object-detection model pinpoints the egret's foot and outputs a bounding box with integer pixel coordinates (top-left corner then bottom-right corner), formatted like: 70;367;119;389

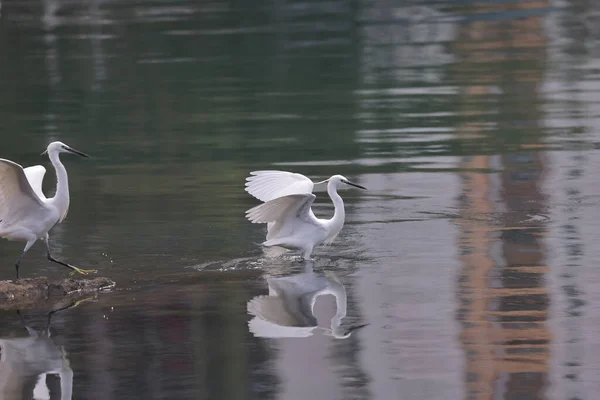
48;254;98;276
68;266;98;276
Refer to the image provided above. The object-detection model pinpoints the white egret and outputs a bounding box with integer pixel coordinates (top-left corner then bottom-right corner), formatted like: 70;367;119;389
0;141;96;279
0;305;76;400
245;170;366;259
247;269;368;339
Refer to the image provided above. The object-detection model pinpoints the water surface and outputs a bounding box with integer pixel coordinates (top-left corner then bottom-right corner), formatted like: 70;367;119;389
1;0;600;399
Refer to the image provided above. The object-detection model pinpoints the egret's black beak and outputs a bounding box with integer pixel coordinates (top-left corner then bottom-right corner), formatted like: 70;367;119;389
344;323;369;335
63;145;90;158
343;180;367;190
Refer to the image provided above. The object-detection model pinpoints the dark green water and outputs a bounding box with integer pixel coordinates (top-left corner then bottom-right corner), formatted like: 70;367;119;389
1;0;600;399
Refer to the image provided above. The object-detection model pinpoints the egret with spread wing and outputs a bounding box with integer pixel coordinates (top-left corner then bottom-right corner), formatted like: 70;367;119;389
245;170;366;259
0;141;96;279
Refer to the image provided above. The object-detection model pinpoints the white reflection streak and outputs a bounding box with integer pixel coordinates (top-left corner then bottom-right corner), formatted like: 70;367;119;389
42;0;60;86
543;3;592;399
42;0;60;144
90;0;107;90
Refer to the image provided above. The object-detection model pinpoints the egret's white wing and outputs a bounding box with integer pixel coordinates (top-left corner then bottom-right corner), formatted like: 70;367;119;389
245;193;316;224
23;165;47;200
245;170;326;202
0;159;48;229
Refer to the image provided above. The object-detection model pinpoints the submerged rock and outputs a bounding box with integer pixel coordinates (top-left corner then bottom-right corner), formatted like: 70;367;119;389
0;277;115;309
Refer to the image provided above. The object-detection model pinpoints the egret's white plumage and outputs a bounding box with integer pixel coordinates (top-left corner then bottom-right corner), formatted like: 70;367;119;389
247;269;367;339
245;170;328;202
23;165;47;201
0;141;96;279
245;170;366;259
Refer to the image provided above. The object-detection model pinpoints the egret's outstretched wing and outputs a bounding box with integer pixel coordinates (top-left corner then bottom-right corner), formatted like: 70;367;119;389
23;165;47;200
245;193;316;224
245;170;326;202
0;159;48;229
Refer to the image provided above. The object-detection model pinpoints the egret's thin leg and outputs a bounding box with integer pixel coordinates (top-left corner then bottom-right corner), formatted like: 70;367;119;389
15;239;36;280
14;253;24;280
43;234;97;276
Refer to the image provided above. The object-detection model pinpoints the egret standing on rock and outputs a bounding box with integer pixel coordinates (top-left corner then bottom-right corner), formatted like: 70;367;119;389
245;170;366;259
0;141;97;279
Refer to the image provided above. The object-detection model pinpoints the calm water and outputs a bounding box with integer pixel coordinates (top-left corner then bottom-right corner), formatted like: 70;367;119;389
1;0;600;399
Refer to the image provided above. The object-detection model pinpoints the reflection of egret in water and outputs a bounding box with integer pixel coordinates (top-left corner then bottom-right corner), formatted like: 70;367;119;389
0;302;80;400
247;267;367;339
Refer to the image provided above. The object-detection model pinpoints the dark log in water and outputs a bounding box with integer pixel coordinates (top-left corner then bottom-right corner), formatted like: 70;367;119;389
0;277;115;309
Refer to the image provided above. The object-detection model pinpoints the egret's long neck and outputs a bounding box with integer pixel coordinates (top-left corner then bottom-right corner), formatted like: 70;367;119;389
326;182;345;234
49;150;69;213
